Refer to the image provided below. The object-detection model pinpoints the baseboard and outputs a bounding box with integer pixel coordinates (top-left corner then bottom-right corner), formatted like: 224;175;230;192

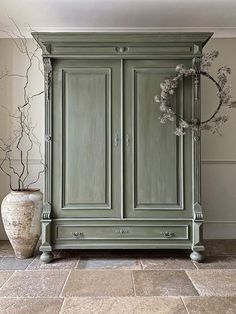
204;221;236;239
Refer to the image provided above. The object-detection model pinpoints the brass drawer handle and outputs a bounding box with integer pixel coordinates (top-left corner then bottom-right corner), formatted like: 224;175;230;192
115;229;129;234
161;231;175;238
115;46;128;53
72;231;84;238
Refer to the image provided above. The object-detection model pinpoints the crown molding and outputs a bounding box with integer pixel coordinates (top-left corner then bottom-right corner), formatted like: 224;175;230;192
1;26;236;38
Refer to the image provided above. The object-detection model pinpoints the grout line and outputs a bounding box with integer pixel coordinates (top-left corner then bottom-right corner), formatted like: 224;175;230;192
0;271;15;290
59;297;66;314
74;257;80;269
0;296;65;299
139;257;144;270
55;250;62;258
180;297;190;314
185;270;200;296
192;262;199;270
59;270;72;298
1;269;72;272
25;257;37;271
131;271;136;296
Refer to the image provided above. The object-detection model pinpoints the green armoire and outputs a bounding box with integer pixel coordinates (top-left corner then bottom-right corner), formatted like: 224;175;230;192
33;32;212;263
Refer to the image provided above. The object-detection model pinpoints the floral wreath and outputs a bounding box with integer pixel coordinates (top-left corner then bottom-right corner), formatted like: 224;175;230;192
154;50;236;136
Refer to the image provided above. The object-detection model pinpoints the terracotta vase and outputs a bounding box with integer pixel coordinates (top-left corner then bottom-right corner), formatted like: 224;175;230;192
1;189;43;259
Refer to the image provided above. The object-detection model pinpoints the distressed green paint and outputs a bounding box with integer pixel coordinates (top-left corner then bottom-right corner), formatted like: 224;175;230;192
56;225;189;241
32;32;212;56
52;219;192;247
52;59;121;218
32;32;213;263
135;68;178;205
124;61;181;215
40;219;52;251
123;59;194;218
63;68;110;207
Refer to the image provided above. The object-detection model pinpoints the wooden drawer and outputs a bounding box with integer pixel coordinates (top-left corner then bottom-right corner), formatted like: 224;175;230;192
55;224;189;241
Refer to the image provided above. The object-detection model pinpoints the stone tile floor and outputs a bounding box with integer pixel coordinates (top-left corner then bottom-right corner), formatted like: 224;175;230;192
0;240;236;313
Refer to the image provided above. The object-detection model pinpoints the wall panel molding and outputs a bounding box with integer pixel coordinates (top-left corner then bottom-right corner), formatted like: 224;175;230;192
205;220;236;224
0;158;42;165
201;160;236;164
204;221;236;239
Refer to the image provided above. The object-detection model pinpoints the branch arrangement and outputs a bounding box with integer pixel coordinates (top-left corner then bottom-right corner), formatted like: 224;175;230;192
155;50;236;136
0;19;44;191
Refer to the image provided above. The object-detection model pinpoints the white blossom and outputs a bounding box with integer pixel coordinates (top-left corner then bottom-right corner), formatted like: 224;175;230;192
176;64;195;76
217;66;231;88
218;85;232;104
174;128;185;136
229;101;236;108
159;118;166;124
180;120;189;129
154;49;235;137
213;115;229;124
176;64;185;73
201;50;219;72
201;124;212;131
154;95;160;103
160;104;167;112
217;66;231;76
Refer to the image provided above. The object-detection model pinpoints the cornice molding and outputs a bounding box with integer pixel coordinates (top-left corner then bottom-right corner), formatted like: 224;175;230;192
1;27;236;38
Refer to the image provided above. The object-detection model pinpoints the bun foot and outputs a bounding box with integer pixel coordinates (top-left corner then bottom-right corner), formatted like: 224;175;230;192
40;251;53;263
190;250;204;263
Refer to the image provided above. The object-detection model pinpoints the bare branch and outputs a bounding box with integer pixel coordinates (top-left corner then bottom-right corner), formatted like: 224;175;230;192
0;18;45;190
0;71;26;80
200;71;224;124
29;90;44;100
26;165;44;188
0;148;13;190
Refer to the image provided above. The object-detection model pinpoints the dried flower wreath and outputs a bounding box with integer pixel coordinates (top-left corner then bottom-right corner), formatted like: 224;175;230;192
154;50;236;136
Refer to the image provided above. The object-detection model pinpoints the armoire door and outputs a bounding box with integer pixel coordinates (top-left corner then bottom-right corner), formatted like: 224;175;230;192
124;59;193;219
52;59;121;218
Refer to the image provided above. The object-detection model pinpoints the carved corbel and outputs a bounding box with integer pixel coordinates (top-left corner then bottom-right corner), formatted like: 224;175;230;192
40;57;53;260
193;202;203;221
42;203;52;220
42;57;52;220
192;202;204;255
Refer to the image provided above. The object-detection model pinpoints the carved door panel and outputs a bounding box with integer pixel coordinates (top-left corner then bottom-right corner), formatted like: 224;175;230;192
124;59;194;219
52;59;121;218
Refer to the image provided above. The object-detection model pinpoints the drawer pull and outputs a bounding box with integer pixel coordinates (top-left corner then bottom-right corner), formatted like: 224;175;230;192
114;134;119;146
161;231;175;238
115;46;128;53
126;134;131;146
115;229;129;234
72;231;84;238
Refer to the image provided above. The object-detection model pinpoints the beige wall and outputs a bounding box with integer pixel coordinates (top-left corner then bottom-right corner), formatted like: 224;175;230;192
0;37;235;240
0;39;44;240
202;38;236;238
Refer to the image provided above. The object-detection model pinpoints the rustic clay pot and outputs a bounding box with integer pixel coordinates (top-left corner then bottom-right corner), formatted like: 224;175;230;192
1;189;43;259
